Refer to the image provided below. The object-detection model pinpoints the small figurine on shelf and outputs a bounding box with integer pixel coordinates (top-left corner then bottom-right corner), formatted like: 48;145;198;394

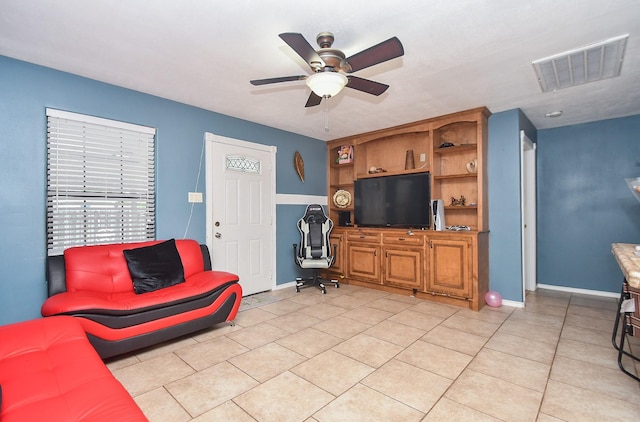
450;195;466;206
368;166;387;174
337;145;353;164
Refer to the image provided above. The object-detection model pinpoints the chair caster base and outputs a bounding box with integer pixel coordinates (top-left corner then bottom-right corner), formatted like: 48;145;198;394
295;277;331;294
295;277;302;293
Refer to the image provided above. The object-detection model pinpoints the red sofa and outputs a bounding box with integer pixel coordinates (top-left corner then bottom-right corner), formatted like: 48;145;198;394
42;239;242;358
0;316;147;421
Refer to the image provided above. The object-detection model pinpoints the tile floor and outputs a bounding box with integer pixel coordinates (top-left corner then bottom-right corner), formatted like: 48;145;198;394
106;285;640;421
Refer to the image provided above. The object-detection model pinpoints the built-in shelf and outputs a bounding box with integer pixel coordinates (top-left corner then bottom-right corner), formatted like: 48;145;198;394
444;205;478;210
433;173;478;180
357;167;429;179
330;162;354;169
328;107;488;231
433;144;477;154
329;183;354;189
324;107;490;312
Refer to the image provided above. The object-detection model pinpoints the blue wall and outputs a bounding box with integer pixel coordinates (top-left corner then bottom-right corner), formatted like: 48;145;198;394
488;110;523;301
465;108;640;303
487;109;537;302
537;115;640;293
4;55;638;324
0;56;326;325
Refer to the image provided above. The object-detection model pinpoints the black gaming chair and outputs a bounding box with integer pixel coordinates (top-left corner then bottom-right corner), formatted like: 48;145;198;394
293;204;339;294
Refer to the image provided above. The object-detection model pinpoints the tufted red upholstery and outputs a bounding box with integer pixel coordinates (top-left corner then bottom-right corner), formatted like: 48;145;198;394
63;239;204;294
0;316;147;422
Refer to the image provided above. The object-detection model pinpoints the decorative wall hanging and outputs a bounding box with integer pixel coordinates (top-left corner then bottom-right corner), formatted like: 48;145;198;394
333;189;352;208
294;151;304;182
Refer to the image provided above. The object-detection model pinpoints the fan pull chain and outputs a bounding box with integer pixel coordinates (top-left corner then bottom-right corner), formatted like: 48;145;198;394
324;96;330;132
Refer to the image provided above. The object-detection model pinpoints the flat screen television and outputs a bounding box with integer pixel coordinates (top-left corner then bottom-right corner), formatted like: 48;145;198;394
354;172;431;228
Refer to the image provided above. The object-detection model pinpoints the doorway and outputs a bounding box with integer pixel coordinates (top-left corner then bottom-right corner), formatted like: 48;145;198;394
520;130;537;300
205;133;276;296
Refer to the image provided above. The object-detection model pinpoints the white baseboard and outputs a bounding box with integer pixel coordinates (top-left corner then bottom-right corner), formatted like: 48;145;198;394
272;282;619;308
487;284;619;310
535;284;619;298
274;281;296;290
501;299;524;308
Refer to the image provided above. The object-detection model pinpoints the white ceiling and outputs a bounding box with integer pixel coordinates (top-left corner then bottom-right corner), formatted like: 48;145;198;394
1;0;639;140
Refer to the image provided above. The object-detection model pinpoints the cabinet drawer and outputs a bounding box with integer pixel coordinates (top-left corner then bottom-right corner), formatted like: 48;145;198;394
347;232;381;243
382;233;425;246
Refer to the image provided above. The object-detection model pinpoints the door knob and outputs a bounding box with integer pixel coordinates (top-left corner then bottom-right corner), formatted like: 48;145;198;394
215;232;222;239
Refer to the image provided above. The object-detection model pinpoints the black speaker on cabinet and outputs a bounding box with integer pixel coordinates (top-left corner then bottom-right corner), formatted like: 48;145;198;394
338;211;352;227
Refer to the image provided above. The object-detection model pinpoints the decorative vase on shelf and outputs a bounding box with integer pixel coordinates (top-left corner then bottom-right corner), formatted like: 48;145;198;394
405;150;415;170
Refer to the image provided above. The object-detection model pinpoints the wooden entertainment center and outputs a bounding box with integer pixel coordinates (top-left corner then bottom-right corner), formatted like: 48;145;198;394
324;107;490;310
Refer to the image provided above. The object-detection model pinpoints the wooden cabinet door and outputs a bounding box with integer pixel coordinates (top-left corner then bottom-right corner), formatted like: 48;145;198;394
384;247;424;290
427;237;472;298
347;244;381;284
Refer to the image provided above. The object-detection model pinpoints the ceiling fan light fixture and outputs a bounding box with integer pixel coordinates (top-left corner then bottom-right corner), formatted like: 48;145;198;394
306;72;348;98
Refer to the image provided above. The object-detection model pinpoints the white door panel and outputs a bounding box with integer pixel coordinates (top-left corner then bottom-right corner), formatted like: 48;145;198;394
205;133;276;296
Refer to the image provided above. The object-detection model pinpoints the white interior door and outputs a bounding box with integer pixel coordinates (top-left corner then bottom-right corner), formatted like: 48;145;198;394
205;133;276;296
520;130;537;298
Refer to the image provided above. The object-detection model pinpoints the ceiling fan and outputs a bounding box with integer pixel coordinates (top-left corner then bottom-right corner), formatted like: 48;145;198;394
250;32;404;107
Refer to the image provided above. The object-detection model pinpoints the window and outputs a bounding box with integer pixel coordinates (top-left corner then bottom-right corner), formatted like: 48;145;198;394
226;155;261;174
46;109;156;255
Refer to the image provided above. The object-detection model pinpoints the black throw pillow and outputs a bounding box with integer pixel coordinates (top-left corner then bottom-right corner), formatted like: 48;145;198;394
123;239;185;294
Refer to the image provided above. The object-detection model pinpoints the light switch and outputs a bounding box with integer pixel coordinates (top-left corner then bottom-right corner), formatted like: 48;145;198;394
188;192;203;203
419;153;426;162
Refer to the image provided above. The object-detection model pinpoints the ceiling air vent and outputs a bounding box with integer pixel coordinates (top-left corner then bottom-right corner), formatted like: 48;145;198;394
532;34;628;93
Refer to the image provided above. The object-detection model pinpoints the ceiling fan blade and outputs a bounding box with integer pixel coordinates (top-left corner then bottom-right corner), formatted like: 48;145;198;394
250;75;307;86
346;75;389;96
346;36;404;73
279;33;324;68
305;92;323;107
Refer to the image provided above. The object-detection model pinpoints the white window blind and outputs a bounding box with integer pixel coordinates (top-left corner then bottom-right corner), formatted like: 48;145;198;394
46;108;156;255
